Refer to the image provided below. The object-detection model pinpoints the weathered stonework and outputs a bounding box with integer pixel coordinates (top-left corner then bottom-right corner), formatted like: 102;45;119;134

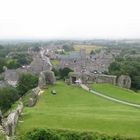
117;75;131;89
69;72;131;89
28;98;34;107
32;87;41;97
95;74;117;85
38;72;46;88
38;70;56;88
27;87;41;107
69;72;117;85
2;102;23;136
44;70;56;85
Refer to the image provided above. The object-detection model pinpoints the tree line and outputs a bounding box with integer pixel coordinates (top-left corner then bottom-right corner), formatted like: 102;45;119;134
0;73;38;113
109;57;140;90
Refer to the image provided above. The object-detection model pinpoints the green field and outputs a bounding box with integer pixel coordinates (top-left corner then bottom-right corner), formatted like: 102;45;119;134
50;59;60;66
0;133;6;140
73;45;103;54
16;82;140;138
91;84;140;105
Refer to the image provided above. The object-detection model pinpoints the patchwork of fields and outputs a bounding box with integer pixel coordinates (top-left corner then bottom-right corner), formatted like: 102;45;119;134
16;82;140;139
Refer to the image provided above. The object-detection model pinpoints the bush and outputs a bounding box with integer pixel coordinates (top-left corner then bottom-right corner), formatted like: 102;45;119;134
17;73;38;96
59;67;73;79
22;129;60;140
6;59;20;69
63;44;74;52
11;53;33;66
18;129;134;140
0;87;19;112
109;57;140;90
0;58;6;73
52;67;73;80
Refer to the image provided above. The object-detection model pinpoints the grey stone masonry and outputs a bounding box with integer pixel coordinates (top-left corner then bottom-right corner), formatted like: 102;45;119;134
117;75;131;89
2;102;23;136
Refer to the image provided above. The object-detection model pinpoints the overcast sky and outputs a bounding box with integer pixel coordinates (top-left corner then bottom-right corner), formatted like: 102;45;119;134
0;0;140;39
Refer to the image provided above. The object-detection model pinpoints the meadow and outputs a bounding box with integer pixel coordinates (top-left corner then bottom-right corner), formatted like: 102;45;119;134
16;82;140;139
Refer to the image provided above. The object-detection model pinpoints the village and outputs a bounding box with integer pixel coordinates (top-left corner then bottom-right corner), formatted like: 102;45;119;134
0;44;131;89
0;41;139;140
1;0;140;139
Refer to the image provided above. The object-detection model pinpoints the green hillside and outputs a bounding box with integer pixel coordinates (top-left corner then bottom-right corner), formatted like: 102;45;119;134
16;82;140;139
0;133;6;140
91;84;140;105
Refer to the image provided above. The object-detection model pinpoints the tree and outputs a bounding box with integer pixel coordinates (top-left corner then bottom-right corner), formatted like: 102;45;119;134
109;57;140;90
32;46;40;52
90;50;95;55
63;44;74;52
0;58;6;73
17;57;29;65
108;62;122;76
6;60;20;69
17;73;38;96
0;87;19;112
52;68;60;78
12;53;33;66
59;67;73;79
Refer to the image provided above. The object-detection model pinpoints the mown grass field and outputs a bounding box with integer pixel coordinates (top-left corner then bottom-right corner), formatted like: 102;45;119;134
0;133;6;140
91;83;140;105
73;45;104;54
16;82;140;139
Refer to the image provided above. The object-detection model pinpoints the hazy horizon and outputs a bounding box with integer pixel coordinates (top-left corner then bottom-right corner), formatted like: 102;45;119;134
0;0;140;39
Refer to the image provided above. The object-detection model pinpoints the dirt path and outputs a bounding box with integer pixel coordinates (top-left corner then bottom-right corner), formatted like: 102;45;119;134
80;84;140;108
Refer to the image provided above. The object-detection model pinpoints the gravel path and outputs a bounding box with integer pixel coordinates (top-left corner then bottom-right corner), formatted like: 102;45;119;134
80;84;140;108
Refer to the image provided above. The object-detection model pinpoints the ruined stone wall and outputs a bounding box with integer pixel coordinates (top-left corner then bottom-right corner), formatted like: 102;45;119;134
69;72;131;89
2;102;23;136
117;75;131;89
69;72;117;85
38;72;46;88
95;74;117;85
1;87;42;137
38;70;56;88
28;87;41;107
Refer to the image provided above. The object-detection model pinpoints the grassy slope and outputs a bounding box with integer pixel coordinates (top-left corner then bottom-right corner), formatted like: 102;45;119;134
16;82;140;138
0;133;6;140
91;84;140;105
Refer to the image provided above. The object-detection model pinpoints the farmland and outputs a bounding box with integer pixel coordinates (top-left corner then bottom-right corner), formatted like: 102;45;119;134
73;45;104;54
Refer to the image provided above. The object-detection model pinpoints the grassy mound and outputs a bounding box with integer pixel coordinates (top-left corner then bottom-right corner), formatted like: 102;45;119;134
16;82;140;138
